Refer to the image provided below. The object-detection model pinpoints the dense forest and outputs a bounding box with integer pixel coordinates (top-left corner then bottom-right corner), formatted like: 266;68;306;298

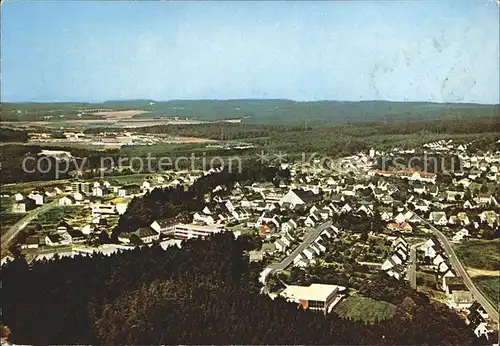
1;232;477;345
3;99;499;124
0;128;28;142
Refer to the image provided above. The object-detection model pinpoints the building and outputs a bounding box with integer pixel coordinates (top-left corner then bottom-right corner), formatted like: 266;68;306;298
91;204;116;216
449;290;474;310
171;223;226;240
118;227;160;244
279;189;322;207
279;283;346;314
59;195;76;206
12;198;36;213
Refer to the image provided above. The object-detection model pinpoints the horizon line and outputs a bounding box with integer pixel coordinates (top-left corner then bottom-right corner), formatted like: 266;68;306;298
3;98;500;106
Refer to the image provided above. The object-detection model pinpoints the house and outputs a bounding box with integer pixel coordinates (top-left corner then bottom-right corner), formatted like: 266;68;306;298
479;211;498;226
14;193;24;201
141;180;152;191
293;254;311;268
386;264;405;280
380;210;393;221
414;199;429;212
429;211;448;225
279;189;322;207
150;219;174;235
45;233;72;246
274;239;288;252
381;257;397;271
443;276;466;295
118;227;160;244
281;232;294;247
12;198;36;213
467;308;490;339
452;228;470;243
422;238;438;258
281;219;298;233
304;214;319;228
432;253;446;267
59;195;75;206
92;186;104;197
340;203;352;214
437;261;450;273
68;229;85;243
21;235;41;249
27;193;44;205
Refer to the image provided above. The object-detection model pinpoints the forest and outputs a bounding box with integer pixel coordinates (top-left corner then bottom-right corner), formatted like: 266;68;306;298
1;232;478;345
0;128;28;142
2;99;499;124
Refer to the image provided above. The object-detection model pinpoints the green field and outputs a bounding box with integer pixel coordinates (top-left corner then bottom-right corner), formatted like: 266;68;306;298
334;295;396;324
474;276;500;307
455;239;500;271
33;206;83;230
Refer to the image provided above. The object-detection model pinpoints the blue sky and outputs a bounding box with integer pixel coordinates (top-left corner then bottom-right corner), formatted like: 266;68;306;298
1;1;499;103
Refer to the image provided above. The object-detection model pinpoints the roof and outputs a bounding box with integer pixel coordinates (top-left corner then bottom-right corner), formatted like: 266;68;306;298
46;234;64;243
281;283;345;302
292;189;322;203
452;290;473;304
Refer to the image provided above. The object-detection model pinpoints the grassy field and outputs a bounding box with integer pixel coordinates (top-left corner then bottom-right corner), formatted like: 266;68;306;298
32;206;84;231
333;295;396;324
474;276;500;307
455;239;500;271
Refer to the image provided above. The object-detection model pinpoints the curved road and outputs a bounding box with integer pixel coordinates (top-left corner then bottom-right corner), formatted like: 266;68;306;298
1;201;58;252
262;220;333;284
415;214;499;323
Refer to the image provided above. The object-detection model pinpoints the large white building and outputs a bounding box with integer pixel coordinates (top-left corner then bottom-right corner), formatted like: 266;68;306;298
171;223;227;240
279;283;346;314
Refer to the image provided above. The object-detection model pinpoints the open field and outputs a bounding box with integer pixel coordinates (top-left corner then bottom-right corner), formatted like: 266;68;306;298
333;295;396;323
465;267;500;278
455;239;500;271
87;109;150;120
474;276;500;307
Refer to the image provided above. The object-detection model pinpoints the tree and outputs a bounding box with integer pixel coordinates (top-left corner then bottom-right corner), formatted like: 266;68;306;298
129;234;143;246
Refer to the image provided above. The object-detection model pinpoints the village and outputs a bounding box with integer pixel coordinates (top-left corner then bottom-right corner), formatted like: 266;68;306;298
1;138;499;342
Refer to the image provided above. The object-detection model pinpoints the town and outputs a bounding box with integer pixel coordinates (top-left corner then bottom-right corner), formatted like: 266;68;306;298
2;138;499;343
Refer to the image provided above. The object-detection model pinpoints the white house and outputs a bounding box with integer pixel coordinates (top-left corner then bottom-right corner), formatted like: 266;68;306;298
59;195;75;206
281;219;298;233
28;193;44;205
429;212;448;225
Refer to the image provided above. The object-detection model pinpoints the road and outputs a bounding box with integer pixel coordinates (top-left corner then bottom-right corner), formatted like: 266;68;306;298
407;241;425;289
414;214;499;323
263;220;333;280
1;201;58;252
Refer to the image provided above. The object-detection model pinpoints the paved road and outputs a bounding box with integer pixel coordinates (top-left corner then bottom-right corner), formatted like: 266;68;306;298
415;214;499;323
264;220;333;280
407;241;425;289
1;201;58;251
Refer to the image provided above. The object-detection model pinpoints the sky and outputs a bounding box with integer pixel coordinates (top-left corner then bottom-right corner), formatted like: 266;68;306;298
1;1;499;104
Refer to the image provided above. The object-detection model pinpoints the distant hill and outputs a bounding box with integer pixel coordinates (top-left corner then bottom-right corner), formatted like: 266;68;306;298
2;99;498;125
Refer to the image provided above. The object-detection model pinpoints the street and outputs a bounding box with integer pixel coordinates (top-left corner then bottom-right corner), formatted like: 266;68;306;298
263;220;333;280
406;241;425;290
1;201;58;252
414;214;499;323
